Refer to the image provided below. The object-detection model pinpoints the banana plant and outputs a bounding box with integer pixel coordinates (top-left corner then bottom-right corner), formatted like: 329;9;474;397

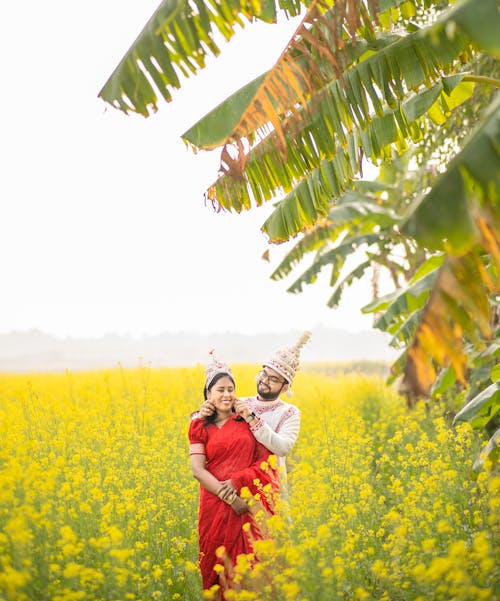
269;178;419;310
454;365;500;471
101;0;500;454
364;250;500;466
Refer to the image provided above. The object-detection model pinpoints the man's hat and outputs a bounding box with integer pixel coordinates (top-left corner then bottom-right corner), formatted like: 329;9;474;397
263;331;312;385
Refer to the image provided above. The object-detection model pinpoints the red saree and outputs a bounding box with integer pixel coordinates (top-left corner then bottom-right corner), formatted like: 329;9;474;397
189;416;279;593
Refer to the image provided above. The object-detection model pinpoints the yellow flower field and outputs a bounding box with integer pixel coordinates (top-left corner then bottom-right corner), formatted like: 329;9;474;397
0;365;498;600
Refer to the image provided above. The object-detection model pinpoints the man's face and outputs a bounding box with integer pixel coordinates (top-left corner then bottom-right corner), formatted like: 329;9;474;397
256;367;288;400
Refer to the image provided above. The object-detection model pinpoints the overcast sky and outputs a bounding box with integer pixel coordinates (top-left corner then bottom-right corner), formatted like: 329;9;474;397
0;1;384;339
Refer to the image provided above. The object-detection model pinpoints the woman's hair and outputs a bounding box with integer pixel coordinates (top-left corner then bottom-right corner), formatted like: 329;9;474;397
203;372;236;425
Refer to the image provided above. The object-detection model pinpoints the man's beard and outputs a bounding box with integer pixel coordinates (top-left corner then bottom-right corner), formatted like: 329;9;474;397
257;382;281;401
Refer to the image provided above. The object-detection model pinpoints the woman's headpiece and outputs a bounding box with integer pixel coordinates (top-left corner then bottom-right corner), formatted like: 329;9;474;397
205;349;233;388
263;331;312;385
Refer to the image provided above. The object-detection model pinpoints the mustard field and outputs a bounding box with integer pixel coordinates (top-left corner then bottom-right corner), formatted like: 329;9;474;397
0;365;498;600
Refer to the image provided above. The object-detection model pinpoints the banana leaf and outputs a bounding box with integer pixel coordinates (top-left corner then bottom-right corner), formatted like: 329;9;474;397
454;381;500;428
472;427;500;471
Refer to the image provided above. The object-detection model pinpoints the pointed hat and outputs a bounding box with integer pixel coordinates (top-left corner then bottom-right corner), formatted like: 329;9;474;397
263;331;312;385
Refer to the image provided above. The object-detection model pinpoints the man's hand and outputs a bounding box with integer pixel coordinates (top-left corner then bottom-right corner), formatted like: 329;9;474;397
199;400;215;418
234;398;251;421
230;497;248;515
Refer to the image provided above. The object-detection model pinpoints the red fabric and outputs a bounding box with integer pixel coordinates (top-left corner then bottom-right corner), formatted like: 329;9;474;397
189;416;279;594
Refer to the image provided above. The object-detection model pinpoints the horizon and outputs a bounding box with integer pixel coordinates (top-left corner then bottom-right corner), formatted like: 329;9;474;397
0;326;398;373
0;322;381;339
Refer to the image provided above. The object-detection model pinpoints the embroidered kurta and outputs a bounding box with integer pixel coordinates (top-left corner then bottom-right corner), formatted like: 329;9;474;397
189;416;279;592
240;396;300;474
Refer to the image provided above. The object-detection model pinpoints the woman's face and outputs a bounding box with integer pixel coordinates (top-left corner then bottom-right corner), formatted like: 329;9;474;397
207;375;236;415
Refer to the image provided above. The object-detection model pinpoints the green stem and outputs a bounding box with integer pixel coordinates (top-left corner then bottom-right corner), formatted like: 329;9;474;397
463;75;500;88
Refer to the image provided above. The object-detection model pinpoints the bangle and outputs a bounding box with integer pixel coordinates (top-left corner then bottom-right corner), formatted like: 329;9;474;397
224;492;237;505
245;412;256;423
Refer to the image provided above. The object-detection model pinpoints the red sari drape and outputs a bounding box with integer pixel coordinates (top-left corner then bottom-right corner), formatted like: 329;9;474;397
189;416;279;593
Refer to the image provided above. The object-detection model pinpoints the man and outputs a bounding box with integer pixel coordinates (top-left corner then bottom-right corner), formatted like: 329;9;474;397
198;331;311;482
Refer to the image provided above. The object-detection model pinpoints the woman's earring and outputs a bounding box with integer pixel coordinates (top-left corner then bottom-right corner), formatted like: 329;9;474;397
286;389;293;398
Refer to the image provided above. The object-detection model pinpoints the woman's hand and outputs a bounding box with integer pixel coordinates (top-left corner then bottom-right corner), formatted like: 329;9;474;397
199;400;215;418
217;479;237;501
230;496;248;515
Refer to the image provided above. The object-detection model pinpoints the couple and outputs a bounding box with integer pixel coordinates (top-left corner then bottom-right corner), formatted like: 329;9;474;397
188;331;311;597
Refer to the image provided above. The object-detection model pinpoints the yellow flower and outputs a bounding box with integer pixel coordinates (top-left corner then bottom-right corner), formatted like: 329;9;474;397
427;557;453;581
184;560;199;572
283;581;300;599
109;548;134;562
412;563;427;580
268;454;278;469
448;540;467;557
2;367;497;601
62;562;82;579
371;559;387;578
437;519;452;534
480;558;495;572
202;584;220;600
152;565;163;579
421;538;435;552
240;486;251;500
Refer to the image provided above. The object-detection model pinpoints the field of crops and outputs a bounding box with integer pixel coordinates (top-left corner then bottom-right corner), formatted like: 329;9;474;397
0;365;498;600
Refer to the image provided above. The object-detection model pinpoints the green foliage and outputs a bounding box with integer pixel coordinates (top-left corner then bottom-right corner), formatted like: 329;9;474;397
101;0;500;468
454;378;500;473
99;0;306;115
363;262;440;334
182;73;268;149
403;96;500;253
454;381;500;429
472;427;500;471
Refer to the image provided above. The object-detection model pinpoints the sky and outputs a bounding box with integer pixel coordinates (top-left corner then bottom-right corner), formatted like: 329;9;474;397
0;1;384;339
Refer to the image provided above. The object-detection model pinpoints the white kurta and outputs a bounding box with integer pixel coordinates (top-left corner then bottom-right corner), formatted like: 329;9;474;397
241;396;301;475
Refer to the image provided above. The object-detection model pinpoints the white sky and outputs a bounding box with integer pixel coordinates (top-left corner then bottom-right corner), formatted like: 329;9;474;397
0;1;383;339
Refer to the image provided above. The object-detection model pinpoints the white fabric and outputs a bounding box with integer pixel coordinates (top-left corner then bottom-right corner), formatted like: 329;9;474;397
242;396;300;472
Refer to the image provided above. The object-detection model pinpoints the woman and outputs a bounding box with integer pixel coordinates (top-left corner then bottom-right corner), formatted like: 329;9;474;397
189;352;279;596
